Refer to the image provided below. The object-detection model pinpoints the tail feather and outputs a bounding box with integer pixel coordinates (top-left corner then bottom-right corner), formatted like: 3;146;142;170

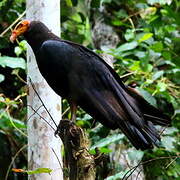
126;86;171;126
117;119;160;150
82;78;171;150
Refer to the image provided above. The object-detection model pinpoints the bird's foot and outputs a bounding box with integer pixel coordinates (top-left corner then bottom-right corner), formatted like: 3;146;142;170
54;119;75;137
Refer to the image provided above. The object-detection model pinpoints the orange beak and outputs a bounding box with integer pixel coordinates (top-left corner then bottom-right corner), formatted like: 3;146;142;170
10;20;30;43
10;31;18;43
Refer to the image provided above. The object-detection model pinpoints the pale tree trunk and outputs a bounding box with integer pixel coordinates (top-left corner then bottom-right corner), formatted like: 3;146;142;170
26;0;63;180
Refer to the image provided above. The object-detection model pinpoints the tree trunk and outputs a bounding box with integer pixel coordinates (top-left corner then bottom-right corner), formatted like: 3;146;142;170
56;120;106;180
26;0;62;179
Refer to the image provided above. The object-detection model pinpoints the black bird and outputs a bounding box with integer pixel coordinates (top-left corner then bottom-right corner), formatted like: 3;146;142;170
10;20;171;150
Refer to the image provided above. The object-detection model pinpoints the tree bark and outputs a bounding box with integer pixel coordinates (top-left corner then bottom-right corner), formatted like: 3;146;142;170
56;120;105;180
26;0;62;179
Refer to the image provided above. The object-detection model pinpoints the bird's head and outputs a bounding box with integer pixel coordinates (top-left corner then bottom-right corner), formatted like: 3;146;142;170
10;20;30;43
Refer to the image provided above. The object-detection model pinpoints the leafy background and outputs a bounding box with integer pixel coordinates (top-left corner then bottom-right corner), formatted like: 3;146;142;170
0;0;179;179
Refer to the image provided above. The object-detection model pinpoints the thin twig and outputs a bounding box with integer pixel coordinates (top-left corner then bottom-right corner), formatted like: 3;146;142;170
122;160;142;180
135;169;142;180
122;155;180;180
27;105;56;131
120;72;134;78
51;148;63;170
0;10;26;37
62;107;70;117
5;144;27;180
27;105;43;121
6;106;27;137
165;157;178;169
29;77;58;128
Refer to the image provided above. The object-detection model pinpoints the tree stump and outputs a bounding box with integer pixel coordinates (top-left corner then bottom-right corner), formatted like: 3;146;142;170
56;120;98;180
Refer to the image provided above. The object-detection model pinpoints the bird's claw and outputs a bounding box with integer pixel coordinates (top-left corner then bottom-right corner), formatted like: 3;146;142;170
54;127;60;137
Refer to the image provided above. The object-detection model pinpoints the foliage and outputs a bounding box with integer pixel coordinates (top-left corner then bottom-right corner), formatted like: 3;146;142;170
61;0;180;179
0;0;179;179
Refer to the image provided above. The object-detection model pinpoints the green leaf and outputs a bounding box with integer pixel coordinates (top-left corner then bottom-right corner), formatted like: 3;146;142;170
0;56;26;69
124;29;135;41
138;33;153;43
71;13;82;23
90;134;124;150
161;136;176;151
152;70;164;80
163;127;179;135
137;88;157;107
162;51;171;60
101;0;113;4
127;149;144;161
117;41;138;52
151;42;163;52
134;51;146;58
0;111;26;129
105;169;130;180
0;74;5;83
129;61;141;71
148;0;172;5
14;47;23;56
90;147;112;154
157;82;167;92
140;7;157;19
115;9;128;18
66;0;73;6
91;0;100;8
19;40;27;50
26;168;52;175
139;52;151;72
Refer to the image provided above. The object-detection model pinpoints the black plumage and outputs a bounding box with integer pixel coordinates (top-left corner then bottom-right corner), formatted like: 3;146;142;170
11;21;171;150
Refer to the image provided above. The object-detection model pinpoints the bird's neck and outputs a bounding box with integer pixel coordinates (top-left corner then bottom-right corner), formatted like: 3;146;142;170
24;31;59;54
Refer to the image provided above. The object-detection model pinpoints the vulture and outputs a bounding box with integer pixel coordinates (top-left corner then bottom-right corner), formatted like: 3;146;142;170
10;20;171;150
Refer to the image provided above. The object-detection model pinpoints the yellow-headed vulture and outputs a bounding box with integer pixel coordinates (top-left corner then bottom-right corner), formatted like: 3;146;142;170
10;20;171;150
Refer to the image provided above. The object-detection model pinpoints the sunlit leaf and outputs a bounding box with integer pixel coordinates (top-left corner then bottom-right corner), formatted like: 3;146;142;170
0;111;26;129
26;168;52;175
163;127;179;135
140;7;157;19
105;169;130;180
14;47;23;56
0;56;26;69
117;41;138;52
71;13;82;23
127;149;144;161
125;29;135;41
0;74;5;83
66;0;73;7
138;33;153;43
90;147;112;154
152;71;164;80
90;134;124;150
161;136;176;151
134;51;146;58
157;82;167;92
148;0;172;5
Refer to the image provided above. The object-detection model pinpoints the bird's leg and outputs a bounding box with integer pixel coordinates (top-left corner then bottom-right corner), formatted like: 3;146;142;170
70;101;77;122
55;101;77;137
